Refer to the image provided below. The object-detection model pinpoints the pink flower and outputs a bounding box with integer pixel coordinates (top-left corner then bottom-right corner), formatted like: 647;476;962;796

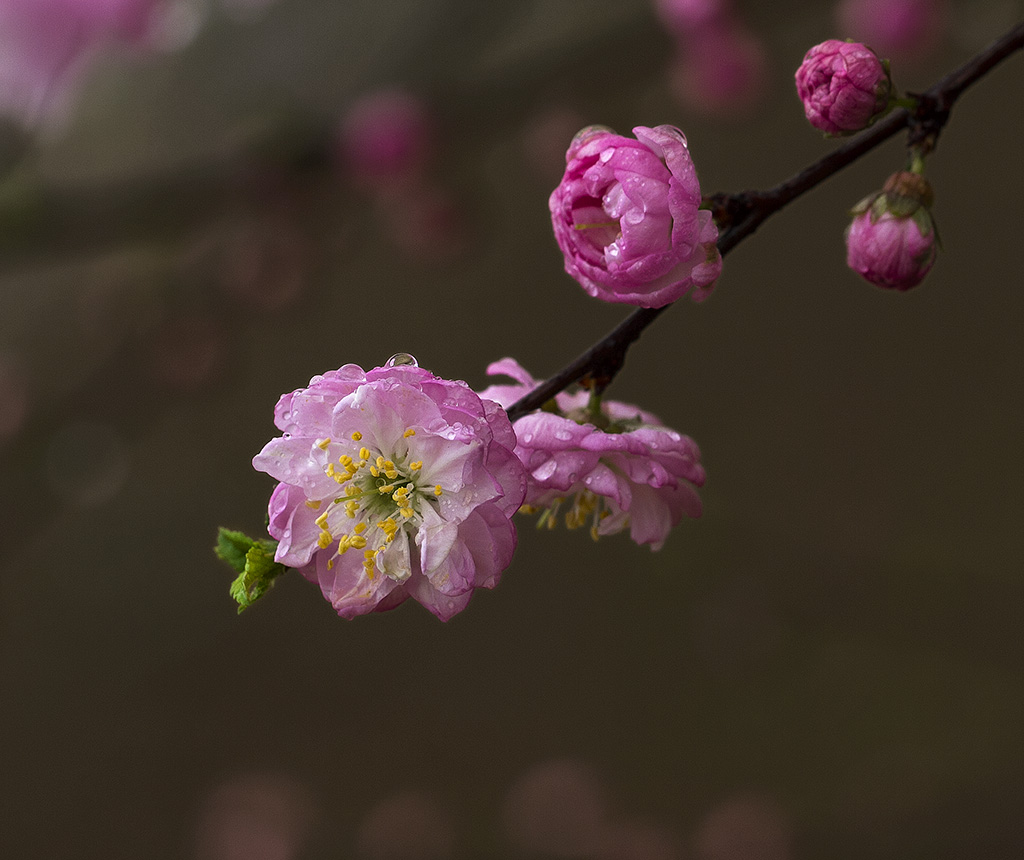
845;171;937;290
837;0;944;60
653;0;731;34
252;358;526;620
0;0;164;123
480;359;705;551
668;22;768;118
548;124;722;308
336;88;435;191
795;39;892;136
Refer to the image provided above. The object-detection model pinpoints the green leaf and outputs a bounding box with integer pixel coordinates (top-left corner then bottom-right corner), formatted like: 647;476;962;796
214;527;259;573
215;527;287;613
228;542;287;614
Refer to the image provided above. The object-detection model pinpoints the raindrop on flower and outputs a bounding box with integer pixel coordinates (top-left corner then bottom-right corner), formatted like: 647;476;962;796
386;352;419;367
554;429;573;441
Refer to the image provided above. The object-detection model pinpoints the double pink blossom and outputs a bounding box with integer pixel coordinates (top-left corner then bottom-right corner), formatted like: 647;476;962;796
253;360;526;620
480;359;705;550
548;124;721;308
795;39;892;136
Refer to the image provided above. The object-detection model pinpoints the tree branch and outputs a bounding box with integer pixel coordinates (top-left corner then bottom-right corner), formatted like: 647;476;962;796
506;21;1024;422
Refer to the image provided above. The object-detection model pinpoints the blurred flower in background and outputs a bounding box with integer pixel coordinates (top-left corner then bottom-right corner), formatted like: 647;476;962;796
654;0;769;117
0;0;172;125
836;0;946;61
193;771;317;860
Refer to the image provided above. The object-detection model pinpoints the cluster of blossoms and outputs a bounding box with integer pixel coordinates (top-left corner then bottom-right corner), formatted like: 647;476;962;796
795;39;939;291
244;354;705;621
220;29;961;620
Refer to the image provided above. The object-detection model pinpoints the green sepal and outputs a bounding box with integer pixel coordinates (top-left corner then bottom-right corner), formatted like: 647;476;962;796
215;528;287;613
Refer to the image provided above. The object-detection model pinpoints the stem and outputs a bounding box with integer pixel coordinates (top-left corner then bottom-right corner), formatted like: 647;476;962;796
506;21;1024;422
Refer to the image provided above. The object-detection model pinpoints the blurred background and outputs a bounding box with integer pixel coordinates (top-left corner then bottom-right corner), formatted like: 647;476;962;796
1;1;1022;857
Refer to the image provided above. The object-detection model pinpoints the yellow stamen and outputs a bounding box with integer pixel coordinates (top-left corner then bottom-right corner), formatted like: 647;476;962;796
315;437;331;450
351;431;363;441
377;484;395;494
434;485;443;497
349;535;367;549
359;447;371;460
409;461;422;471
314;512;329;527
403;428;416;438
339;454;353;467
353;522;367;535
317;531;333;549
305;499;322;510
369;466;379;477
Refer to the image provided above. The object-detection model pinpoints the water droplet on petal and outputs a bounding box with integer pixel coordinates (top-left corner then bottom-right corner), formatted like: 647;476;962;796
386;352;418;367
554;429;573;442
522;433;534;445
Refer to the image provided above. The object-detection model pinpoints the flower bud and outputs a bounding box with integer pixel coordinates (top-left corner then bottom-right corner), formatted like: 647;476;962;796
548;124;721;308
795;39;892;136
845;171;937;290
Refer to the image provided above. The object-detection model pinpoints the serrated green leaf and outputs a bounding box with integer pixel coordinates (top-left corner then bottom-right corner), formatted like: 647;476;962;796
229;542;287;613
214;527;259;573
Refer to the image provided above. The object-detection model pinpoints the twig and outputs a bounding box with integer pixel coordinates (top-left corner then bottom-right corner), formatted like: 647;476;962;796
506;21;1024;422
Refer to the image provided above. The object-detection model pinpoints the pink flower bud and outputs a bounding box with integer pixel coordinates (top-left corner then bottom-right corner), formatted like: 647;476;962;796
845;171;937;290
795;39;892;136
548;124;721;308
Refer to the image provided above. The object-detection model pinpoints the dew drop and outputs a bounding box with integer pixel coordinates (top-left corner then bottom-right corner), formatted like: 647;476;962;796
554;429;573;442
386;352;419;367
521;433;534;444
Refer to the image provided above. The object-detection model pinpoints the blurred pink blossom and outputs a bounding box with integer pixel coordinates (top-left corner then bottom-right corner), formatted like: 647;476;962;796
356;790;456;860
502;759;611;856
653;0;731;35
837;0;945;60
194;771;316;860
669;23;768;117
549;124;721;308
336;88;435;191
0;0;166;123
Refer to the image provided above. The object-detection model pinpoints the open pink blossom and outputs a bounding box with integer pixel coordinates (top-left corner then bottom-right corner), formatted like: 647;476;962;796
795;39;892;136
0;0;164;123
253;359;526;621
845;171;937;290
548;124;722;308
480;359;705;550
